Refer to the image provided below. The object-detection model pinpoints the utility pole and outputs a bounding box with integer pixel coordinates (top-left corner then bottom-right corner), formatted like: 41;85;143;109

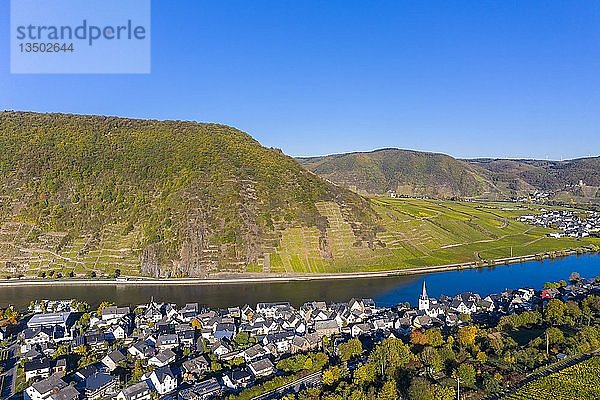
545;331;549;355
456;377;460;400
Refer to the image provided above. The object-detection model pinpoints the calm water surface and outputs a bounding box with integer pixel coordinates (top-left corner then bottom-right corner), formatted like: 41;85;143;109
0;254;598;310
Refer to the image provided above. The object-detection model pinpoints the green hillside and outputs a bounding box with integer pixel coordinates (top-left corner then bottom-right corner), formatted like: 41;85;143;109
299;149;600;202
299;148;499;198
0;112;378;278
470;157;600;202
0;112;597;279
502;356;600;400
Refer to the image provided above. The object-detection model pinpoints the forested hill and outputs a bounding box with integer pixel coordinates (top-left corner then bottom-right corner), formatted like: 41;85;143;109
0;112;379;277
298;148;500;198
299;149;600;202
469;157;600;198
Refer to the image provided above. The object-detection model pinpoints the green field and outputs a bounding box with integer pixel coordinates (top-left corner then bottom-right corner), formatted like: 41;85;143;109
502;356;600;400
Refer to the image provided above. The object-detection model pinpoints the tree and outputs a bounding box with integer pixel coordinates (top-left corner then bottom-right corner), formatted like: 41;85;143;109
131;358;151;382
411;330;429;346
425;329;444;347
1;306;18;325
582;295;600;325
545;327;564;345
475;350;488;363
454;363;476;388
52;344;70;359
564;301;582;326
277;354;310;373
420;346;443;374
459;313;471;323
96;301;113;316
378;380;398;400
408;377;434;400
338;338;363;362
353;363;376;387
78;312;91;327
73;344;88;356
229;357;245;367
545;298;567;325
457;326;478;347
482;372;503;394
191;318;202;330
210;361;222;372
234;331;250;348
369;338;412;378
322;365;343;386
433;385;456;400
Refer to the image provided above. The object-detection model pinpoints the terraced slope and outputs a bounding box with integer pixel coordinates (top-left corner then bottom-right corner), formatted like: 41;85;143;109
268;198;600;273
0;112;597;278
502;356;600;400
0;111;378;278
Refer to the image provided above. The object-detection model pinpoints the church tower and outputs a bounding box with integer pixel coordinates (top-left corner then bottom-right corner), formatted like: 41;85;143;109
418;281;430;311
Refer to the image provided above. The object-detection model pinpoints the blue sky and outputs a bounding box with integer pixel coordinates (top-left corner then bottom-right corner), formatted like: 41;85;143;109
1;1;599;159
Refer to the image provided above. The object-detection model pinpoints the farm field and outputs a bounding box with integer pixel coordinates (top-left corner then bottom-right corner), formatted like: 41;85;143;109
502;356;600;400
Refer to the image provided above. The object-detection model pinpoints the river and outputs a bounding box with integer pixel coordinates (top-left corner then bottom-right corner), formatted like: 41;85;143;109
0;254;598;310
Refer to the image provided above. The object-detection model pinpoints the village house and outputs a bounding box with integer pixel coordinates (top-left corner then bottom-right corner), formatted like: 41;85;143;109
182;355;210;381
248;358;275;378
115;381;153;400
177;378;222;400
222;368;254;391
144;366;178;395
75;371;119;400
149;348;177;368
101;349;127;372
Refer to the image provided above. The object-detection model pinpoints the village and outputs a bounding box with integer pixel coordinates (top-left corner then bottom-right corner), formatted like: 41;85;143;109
518;209;600;238
1;274;599;400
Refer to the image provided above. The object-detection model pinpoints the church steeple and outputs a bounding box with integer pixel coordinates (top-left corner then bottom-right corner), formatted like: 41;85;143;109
418;280;430;311
421;281;428;299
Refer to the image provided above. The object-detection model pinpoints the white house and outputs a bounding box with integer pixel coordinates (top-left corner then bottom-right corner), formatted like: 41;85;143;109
24;374;67;400
144;366;177;395
148;349;176;368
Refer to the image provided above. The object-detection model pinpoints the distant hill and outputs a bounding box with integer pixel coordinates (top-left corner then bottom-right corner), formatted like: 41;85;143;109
298;149;500;198
0;112;379;277
299;149;600;202
468;158;600;200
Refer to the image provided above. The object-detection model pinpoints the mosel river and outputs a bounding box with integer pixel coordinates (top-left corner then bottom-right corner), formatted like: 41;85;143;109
0;254;598;310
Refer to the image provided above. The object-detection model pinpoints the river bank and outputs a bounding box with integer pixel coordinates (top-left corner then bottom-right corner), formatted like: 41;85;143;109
0;248;594;287
0;253;598;310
